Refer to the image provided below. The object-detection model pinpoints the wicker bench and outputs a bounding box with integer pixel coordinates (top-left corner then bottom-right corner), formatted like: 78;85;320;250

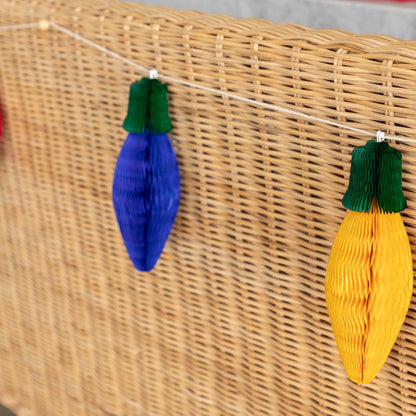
1;1;416;415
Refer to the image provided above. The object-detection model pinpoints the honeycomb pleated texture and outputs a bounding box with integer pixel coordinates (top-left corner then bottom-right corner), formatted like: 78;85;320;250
326;209;413;383
112;132;181;271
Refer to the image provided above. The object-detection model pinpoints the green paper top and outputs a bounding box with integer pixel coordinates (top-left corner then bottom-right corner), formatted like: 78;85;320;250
122;77;172;134
342;140;406;213
122;78;150;133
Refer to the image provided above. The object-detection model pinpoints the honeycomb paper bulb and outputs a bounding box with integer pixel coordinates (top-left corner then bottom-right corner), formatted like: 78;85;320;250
326;205;413;383
325;140;413;384
112;78;180;271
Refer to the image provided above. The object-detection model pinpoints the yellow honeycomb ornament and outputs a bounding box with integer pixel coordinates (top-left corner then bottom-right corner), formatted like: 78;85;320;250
325;140;413;384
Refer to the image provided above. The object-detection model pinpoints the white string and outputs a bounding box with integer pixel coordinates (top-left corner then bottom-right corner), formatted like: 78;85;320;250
1;21;416;144
0;22;39;31
49;22;150;73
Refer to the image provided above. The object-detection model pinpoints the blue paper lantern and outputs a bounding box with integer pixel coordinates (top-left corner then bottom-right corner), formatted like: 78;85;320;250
112;78;180;271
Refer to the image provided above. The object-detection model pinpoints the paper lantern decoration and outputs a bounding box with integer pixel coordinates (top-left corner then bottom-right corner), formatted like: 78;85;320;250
325;139;413;384
112;76;180;271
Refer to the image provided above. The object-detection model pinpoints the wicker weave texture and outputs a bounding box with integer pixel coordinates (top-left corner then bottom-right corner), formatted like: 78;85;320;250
1;1;416;415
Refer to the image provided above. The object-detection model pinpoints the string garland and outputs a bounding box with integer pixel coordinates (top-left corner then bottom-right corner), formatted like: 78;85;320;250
1;20;416;144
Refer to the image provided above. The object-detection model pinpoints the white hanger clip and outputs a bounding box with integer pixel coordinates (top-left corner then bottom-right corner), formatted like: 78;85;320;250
376;130;385;143
149;69;158;80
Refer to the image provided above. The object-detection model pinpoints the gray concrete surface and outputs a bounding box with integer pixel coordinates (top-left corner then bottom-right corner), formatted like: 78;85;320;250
132;0;416;39
0;405;14;416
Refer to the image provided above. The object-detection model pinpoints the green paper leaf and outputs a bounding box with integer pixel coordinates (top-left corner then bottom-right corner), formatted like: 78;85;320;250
342;140;406;213
122;78;172;134
149;79;172;134
377;142;406;213
122;78;151;133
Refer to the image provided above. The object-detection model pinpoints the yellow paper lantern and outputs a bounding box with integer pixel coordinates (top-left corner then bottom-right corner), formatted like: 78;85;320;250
325;140;413;384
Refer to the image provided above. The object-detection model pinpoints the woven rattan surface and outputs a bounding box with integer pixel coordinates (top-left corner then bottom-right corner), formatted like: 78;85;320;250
2;1;416;415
